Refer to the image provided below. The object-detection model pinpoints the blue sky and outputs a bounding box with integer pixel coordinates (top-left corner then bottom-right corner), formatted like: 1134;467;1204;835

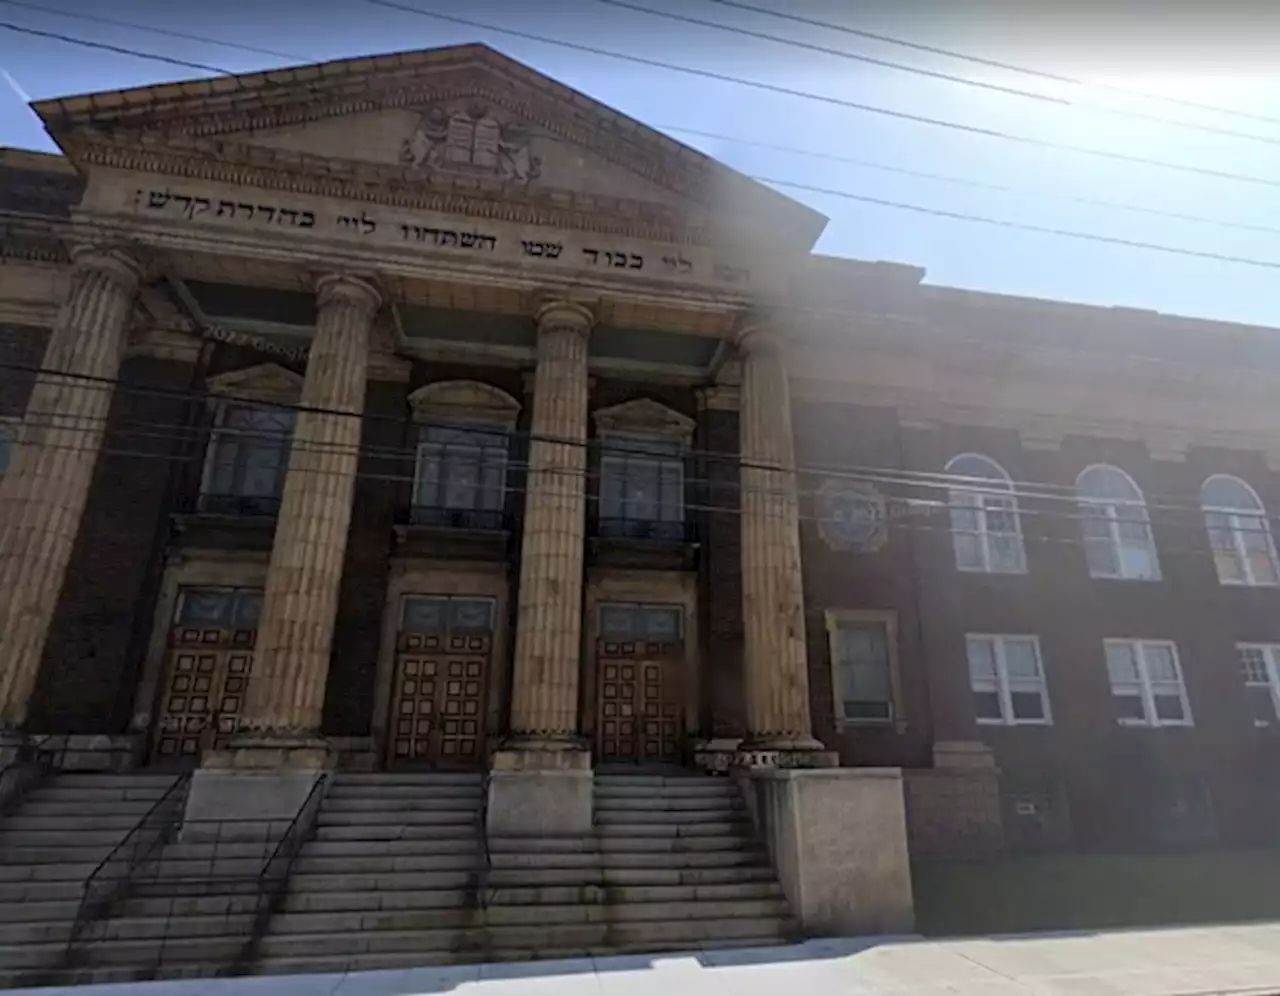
2;0;1279;327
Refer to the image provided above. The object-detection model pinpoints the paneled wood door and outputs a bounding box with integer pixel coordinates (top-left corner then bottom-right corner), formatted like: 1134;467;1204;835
387;595;494;767
595;602;685;763
153;586;261;763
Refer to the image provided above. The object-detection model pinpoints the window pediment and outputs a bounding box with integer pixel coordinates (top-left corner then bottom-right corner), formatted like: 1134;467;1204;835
205;363;303;407
408;380;520;427
592;398;694;444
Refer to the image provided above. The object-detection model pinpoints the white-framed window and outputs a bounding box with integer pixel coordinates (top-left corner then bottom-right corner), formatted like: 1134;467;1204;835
826;610;901;724
201;402;296;511
1076;465;1161;581
413;422;510;513
1104;639;1192;727
1201;476;1279;587
946;454;1027;574
1236;643;1280;727
966;634;1051;725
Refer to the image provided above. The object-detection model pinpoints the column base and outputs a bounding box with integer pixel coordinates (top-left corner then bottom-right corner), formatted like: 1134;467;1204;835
487;747;593;837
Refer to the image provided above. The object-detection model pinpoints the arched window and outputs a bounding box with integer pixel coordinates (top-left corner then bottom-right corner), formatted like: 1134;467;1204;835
1076;465;1160;581
947;454;1026;574
1201;475;1279;586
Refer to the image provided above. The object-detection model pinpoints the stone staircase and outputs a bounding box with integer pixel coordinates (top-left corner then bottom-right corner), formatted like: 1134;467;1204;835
0;771;183;987
482;771;797;958
251;771;487;976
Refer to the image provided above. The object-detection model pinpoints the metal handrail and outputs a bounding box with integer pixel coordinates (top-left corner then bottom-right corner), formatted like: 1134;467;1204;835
231;772;329;973
477;768;495;909
65;771;191;957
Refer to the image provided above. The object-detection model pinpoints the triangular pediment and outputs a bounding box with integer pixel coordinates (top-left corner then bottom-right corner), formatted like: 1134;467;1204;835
35;44;825;249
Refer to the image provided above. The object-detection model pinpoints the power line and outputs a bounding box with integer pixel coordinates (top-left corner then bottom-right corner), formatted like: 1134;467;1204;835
598;0;1280;149
702;0;1280;131
9;15;1280;261
9;363;1280;528
0;22;233;77
749;176;1280;271
658;124;1280;238
0;0;304;62
363;0;1280;191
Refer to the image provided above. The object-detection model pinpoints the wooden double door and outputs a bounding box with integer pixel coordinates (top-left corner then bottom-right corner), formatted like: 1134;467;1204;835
595;602;687;764
387;595;495;767
153;586;261;763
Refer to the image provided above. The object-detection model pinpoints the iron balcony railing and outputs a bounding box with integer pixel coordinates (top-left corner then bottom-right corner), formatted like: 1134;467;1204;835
178;492;283;518
592;515;694;544
404;504;509;531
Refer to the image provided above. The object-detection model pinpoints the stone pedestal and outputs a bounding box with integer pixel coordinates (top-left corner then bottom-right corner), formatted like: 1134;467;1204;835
218;274;380;767
736;327;823;752
743;767;914;935
0;246;143;730
505;301;593;749
486;748;593;837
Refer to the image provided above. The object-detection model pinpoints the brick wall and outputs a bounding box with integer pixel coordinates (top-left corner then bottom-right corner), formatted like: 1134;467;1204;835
29;353;200;732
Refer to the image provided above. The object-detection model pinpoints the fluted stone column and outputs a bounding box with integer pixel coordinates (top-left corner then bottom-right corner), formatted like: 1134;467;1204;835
0;246;143;735
489;300;593;837
507;300;593;747
219;274;381;767
737;327;823;753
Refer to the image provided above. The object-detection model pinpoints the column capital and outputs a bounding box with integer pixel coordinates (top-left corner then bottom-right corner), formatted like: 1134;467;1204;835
316;273;382;314
696;384;740;412
734;324;785;356
535;299;594;337
69;244;146;292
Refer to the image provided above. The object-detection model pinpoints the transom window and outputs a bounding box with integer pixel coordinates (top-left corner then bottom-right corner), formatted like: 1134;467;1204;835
966;634;1051;725
1236;644;1280;727
598;435;685;538
598;602;684;642
175;586;263;631
826;610;900;723
1077;465;1161;581
1201;476;1279;586
1104;639;1192;727
401;595;496;634
947;454;1026;574
201;403;296;513
413;422;510;519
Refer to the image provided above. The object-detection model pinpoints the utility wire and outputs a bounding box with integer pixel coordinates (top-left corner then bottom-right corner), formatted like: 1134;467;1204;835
8;18;1280;262
657;124;1280;240
0;0;303;61
8;363;1280;528
749;176;1280;271
362;0;1280;191
0;22;232;77
6;416;1273;565
702;0;1280;131
597;0;1280;149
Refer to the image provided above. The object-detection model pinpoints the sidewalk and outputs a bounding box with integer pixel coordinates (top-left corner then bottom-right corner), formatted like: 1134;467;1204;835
13;922;1280;996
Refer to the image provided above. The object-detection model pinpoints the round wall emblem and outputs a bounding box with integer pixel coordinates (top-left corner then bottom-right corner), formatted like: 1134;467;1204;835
816;480;888;553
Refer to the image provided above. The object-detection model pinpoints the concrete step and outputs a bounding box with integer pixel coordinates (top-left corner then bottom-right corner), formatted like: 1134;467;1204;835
488;866;777;888
72;912;256;944
595;809;750;826
321;797;482;814
488;835;755;854
281;888;472;914
484;898;789;926
2;813;149;831
326;784;483;801
151;840;278;862
26;785;174;803
0;919;74;945
306;839;479;858
595;820;750;838
490;881;783;905
314;823;480;842
288;869;477;892
0;844;126;864
0;898;81;923
294;853;480;875
0;879;87;902
331;773;483;787
3;934;243;970
594;781;739;797
316;809;479;827
14;798;165;817
490;850;767;871
46;774;180;788
594;796;742;813
0;861;102;882
269;908;479;935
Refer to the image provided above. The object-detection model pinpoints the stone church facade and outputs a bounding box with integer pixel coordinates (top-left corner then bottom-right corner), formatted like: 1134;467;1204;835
2;43;1280;876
